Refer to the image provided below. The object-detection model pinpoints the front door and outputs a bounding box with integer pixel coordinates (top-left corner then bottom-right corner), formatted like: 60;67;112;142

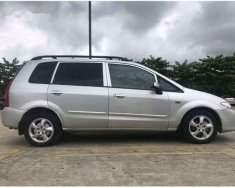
107;63;169;129
47;62;108;129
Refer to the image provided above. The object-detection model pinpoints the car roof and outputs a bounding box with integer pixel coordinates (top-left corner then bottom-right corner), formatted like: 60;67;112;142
26;58;135;65
27;55;134;64
31;55;131;61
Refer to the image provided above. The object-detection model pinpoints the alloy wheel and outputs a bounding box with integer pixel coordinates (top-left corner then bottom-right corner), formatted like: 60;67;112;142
189;115;214;141
28;118;54;143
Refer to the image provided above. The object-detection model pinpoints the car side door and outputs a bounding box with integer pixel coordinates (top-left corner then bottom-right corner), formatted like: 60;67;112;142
47;62;109;129
107;63;170;129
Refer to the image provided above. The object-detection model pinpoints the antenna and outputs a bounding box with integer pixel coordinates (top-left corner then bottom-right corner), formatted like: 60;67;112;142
89;1;92;59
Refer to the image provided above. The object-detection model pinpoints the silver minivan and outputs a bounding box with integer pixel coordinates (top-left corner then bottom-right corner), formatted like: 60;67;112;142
2;55;235;146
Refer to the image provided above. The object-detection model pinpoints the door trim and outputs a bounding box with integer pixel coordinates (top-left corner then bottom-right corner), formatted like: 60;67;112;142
50;61;60;84
109;112;168;118
68;110;107;115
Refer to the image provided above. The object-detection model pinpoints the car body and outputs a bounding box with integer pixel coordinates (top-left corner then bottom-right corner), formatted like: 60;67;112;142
2;55;235;146
224;97;235;107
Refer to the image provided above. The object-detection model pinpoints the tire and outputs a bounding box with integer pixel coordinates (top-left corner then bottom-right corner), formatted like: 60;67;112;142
181;110;218;144
24;113;62;146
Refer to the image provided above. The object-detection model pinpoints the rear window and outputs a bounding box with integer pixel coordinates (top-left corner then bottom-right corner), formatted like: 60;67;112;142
29;62;57;84
53;63;103;87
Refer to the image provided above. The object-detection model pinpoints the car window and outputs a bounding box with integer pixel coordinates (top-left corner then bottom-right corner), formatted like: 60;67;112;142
29;62;57;84
109;64;155;90
157;76;182;92
53;63;103;87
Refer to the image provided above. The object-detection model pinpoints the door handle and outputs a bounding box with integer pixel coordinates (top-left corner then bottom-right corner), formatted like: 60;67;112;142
51;90;63;96
115;93;126;98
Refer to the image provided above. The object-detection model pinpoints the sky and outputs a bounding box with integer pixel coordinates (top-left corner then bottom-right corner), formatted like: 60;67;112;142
0;1;235;63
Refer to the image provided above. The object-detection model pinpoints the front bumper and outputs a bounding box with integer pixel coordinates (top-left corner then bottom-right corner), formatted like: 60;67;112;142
2;107;24;129
217;108;235;132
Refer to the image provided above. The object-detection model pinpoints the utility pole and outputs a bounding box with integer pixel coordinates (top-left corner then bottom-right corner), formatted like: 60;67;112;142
89;1;92;59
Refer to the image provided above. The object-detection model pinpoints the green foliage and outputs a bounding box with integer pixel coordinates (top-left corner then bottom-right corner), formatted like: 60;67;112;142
140;55;173;78
0;58;22;96
140;54;235;97
171;60;194;87
191;55;235;96
0;55;235;97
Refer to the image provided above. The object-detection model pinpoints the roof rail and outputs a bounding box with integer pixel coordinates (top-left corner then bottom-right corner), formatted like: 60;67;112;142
31;55;131;61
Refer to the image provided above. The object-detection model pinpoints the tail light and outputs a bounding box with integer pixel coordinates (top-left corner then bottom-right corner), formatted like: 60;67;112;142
3;80;12;107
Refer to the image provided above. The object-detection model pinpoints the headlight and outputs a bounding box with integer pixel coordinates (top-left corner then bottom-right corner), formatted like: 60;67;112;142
220;102;231;108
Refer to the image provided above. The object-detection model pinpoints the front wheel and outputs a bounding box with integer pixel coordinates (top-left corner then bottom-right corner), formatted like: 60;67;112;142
181;110;218;144
24;113;62;146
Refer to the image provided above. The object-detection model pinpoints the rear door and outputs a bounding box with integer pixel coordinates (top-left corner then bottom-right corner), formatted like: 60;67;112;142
107;63;170;129
47;62;108;129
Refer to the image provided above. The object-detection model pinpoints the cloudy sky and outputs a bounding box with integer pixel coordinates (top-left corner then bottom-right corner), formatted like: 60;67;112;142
0;1;235;63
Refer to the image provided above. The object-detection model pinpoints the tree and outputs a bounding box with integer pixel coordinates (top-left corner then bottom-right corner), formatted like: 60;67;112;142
191;55;235;96
0;54;234;98
0;58;22;96
171;60;194;87
140;55;173;78
139;54;235;97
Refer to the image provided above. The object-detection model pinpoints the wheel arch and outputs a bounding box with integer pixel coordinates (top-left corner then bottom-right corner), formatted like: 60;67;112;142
178;107;222;133
18;107;63;135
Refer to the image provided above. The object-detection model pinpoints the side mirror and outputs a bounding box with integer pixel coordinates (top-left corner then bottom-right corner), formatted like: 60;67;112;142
151;82;163;95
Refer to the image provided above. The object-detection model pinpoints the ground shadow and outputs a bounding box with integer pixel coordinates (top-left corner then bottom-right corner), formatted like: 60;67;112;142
5;130;235;148
58;131;186;146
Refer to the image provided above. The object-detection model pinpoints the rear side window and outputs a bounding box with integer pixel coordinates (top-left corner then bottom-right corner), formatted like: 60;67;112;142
53;63;103;87
29;62;57;84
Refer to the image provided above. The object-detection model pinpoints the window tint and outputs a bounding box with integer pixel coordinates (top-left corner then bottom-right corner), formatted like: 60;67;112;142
53;63;103;87
29;62;57;84
158;76;182;92
109;64;155;90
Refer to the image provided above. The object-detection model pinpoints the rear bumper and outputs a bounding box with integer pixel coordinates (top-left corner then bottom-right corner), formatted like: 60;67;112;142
2;107;24;129
217;108;235;132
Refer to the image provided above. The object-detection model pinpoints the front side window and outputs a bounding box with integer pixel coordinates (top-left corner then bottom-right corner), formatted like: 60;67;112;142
29;62;57;84
53;63;103;87
157;76;182;92
109;64;155;90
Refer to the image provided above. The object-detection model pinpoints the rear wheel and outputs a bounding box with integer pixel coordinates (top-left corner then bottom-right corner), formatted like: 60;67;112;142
24;113;62;146
181;110;218;144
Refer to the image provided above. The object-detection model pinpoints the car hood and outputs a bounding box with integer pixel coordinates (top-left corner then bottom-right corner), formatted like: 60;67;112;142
183;88;227;104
